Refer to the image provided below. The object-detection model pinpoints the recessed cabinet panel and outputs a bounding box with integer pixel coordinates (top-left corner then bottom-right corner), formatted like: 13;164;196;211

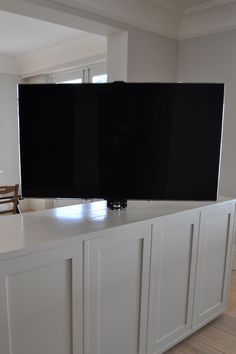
193;204;235;329
199;215;230;312
0;244;83;354
85;225;151;354
147;212;199;354
157;225;193;338
7;262;72;354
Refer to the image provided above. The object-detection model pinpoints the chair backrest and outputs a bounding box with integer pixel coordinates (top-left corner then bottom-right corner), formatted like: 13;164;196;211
0;184;19;215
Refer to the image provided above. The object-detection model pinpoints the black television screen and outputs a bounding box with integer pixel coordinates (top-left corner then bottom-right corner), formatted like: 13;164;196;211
18;82;224;201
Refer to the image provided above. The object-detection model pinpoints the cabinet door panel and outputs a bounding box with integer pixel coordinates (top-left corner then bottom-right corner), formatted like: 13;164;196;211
0;244;83;354
84;225;151;354
193;203;235;328
147;212;199;354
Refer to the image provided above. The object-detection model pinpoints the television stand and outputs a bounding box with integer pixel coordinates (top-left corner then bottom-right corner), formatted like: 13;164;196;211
0;199;234;354
107;199;127;210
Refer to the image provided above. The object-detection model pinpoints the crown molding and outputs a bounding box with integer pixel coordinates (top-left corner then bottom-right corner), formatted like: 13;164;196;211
148;0;182;13
179;23;236;40
180;0;236;39
1;0;236;44
149;0;236;14
48;0;236;40
48;0;180;39
184;0;236;14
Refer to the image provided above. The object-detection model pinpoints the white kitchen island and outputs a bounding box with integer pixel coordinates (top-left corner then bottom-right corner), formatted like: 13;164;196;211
0;198;235;354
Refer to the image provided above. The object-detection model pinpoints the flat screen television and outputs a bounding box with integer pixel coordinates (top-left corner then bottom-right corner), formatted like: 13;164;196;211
18;82;224;206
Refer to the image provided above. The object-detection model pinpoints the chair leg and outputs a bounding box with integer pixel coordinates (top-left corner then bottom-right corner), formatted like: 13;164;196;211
16;201;21;214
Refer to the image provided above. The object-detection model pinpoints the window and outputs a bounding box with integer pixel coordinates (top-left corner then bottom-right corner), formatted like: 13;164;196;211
92;74;107;83
50;63;107;84
62;78;83;84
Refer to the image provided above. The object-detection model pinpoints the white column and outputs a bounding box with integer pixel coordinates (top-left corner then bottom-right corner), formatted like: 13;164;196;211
107;31;128;82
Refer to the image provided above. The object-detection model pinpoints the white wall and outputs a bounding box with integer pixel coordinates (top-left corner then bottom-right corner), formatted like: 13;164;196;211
177;30;236;270
177;30;236;199
0;73;20;186
19;34;107;78
107;28;177;83
0;55;19;74
127;28;177;82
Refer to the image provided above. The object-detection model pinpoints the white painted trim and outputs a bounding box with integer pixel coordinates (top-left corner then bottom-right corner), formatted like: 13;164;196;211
184;0;236;14
147;0;182;14
49;54;106;75
21;53;107;79
148;0;236;14
46;0;236;41
32;0;236;42
0;0;119;37
0;0;233;42
179;1;236;40
2;0;236;46
147;0;236;15
48;0;180;40
179;23;236;40
50;59;107;83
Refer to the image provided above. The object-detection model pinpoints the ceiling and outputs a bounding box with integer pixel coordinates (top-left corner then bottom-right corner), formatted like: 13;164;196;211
0;10;92;56
0;0;235;59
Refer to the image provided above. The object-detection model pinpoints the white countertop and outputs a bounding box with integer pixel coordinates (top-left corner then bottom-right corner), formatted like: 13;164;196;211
0;197;234;261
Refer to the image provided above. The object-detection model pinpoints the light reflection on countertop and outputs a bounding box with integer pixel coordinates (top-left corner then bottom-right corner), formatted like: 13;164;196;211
0;197;233;261
54;201;107;221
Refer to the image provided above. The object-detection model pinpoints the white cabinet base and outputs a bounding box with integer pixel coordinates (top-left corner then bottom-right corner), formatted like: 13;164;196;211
0;245;84;354
84;225;151;354
147;211;200;354
0;199;235;354
192;203;235;329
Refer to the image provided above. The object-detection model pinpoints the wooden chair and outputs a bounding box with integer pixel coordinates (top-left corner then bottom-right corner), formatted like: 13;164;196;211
0;184;20;215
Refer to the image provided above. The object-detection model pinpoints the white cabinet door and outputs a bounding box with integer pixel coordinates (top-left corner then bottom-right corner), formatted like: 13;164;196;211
0;244;83;354
84;224;151;354
193;203;235;329
147;211;200;354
